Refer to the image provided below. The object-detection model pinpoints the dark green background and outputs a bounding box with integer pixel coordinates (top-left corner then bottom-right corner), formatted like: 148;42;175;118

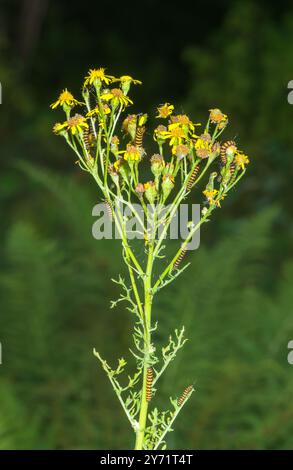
0;0;292;449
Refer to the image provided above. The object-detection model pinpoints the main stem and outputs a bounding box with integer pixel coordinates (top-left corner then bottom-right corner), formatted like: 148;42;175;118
134;244;154;450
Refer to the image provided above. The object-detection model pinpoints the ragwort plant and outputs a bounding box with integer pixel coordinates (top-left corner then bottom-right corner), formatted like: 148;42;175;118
50;68;249;450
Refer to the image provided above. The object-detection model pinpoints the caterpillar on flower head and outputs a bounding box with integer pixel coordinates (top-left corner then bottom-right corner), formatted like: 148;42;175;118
173;247;187;270
220;140;236;165
177;385;194;407
186;165;200;191
220;140;237;178
146;367;153;402
134;113;147;147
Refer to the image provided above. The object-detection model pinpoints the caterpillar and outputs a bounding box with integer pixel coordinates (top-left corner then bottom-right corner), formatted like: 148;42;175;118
177;385;194;407
83;125;96;164
186;165;200;191
229;159;236;178
134;125;145;148
104;200;113;220
83;127;91;152
146;367;153;402
220;140;236;165
173;247;187;270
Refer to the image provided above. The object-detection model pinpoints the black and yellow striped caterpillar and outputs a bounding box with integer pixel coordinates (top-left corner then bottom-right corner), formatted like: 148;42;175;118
173;248;187;270
134;125;145;148
146;367;153;402
220;140;237;177
83;127;91;152
220;140;236;166
83;125;96;165
186;165;200;191
104;199;113;220
229;159;236;178
177;385;193;407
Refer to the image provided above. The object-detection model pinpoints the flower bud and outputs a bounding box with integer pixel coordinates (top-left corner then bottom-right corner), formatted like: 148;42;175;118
150;154;165;177
144;181;157;204
114;159;129;183
135;183;145;198
111;135;120;156
154;125;167;145
212;142;221;156
209;108;227;124
162;174;175;199
122;114;137;140
108;163;120;185
120;77;131;95
163;162;175;176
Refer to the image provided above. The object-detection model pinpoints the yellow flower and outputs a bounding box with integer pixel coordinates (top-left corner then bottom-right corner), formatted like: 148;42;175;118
123;144;141;162
56;114;88;135
235;151;249;170
172;144;190;159
113;75;142;94
86;104;111;117
170;114;198;132
209;108;228;128
203;189;219;204
156;103;174;118
194;135;212;159
114;75;142;85
84;68;115;87
100;88;133;109
113;160;121;171
160;123;187;146
216;193;226;207
50;89;82;109
153;125;167;144
53;122;66;134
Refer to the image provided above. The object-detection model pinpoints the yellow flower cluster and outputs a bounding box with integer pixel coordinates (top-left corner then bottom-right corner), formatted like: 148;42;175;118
51;68;142;141
50;68;249;211
155;104;205;158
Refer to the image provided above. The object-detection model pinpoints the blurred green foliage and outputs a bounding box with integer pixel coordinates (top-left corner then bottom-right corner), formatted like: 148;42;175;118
0;0;292;450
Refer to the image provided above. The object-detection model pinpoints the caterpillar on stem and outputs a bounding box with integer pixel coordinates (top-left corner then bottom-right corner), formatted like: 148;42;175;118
186;165;200;191
173;247;187;271
177;385;194;407
146;367;153;402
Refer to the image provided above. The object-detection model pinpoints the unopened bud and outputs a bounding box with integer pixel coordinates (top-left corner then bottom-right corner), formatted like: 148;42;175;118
150;154;165;177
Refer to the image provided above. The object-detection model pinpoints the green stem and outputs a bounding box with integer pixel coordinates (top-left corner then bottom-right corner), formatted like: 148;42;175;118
135;244;154;450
